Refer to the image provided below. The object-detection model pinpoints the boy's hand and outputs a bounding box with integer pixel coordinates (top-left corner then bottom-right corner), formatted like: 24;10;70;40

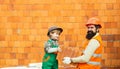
58;47;62;52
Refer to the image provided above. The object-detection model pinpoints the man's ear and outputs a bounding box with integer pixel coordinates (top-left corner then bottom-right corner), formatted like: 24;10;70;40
96;29;99;32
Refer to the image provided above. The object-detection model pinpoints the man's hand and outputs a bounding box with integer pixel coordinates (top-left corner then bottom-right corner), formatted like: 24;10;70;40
62;57;71;64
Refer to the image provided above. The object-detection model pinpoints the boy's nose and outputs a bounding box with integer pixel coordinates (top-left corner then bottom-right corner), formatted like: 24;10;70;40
55;34;59;37
53;33;59;37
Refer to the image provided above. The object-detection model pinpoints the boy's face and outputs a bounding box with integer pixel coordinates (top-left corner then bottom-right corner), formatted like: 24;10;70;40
49;30;61;41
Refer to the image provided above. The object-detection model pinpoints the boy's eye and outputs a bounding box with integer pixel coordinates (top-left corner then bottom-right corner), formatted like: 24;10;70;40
51;31;55;34
56;31;60;35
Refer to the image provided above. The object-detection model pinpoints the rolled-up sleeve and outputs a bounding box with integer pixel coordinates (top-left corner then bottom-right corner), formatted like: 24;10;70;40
44;42;58;53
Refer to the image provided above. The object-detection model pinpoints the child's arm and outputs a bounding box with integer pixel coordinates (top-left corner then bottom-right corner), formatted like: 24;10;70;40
44;42;59;53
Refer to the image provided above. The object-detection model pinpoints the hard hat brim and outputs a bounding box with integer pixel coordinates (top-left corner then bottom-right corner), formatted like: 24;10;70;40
86;24;102;28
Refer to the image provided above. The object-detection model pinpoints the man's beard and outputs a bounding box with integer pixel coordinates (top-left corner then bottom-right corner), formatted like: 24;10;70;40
86;31;97;40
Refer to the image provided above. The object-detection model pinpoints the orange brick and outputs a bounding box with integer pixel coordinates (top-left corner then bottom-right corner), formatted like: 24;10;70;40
49;10;61;17
114;4;120;10
102;53;107;59
0;53;4;59
0;17;6;23
105;29;112;34
21;11;30;17
30;11;48;16
6;29;13;35
19;17;32;24
29;35;35;41
17;48;25;53
18;59;25;65
113;41;120;47
0;41;8;47
21;29;31;35
111;59;119;66
10;53;16;59
94;4;101;10
107;41;113;47
6;59;18;66
101;4;107;9
111;22;118;28
61;10;72;17
0;29;6;35
114;35;120;41
16;53;28;59
7;16;22;23
103;41;107;47
35;23;42;29
98;10;105;16
114;60;120;66
101;29;106;34
30;29;37;35
4;53;11;59
10;35;17;41
104;22;111;28
47;17;57;23
10;23;18;29
74;4;81;10
8;41;14;47
5;48;12;53
24;41;32;47
12;48;18;53
111;29;118;34
69;41;77;47
0;59;6;67
0;0;9;4
0;35;5;41
23;35;29;41
31;4;45;10
24;47;31;53
65;35;72;41
18;59;30;66
105;59;111;66
32;41;41;47
0;22;5;28
14;41;21;47
106;3;113;10
0;11;6;16
32;16;40;23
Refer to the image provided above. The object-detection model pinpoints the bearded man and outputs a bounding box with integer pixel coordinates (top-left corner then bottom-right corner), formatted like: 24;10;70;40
63;17;103;69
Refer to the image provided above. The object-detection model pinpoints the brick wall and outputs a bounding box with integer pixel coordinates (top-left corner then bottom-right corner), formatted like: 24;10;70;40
0;0;120;69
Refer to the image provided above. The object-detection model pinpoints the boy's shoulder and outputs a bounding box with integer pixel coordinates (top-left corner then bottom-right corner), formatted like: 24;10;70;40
47;39;53;43
45;39;53;45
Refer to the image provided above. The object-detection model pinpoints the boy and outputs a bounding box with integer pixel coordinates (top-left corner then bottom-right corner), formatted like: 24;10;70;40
42;26;63;69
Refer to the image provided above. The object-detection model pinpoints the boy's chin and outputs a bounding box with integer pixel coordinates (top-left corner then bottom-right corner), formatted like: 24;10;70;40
51;38;58;41
55;39;58;41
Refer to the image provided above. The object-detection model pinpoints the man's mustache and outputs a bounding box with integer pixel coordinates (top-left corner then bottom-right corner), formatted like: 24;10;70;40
87;31;94;34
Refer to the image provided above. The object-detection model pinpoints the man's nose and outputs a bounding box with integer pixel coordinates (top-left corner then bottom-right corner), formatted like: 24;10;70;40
88;28;92;31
